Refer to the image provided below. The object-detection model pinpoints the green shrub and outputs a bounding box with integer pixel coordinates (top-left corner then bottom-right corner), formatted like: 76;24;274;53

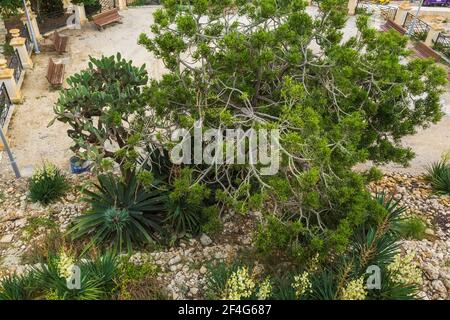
21;229;66;265
363;166;384;182
22;216;57;241
68;172;167;253
2;43;14;57
113;257;167;300
426;161;450;195
270;275;297;300
28;163;69;205
200;206;223;236
254;214;305;262
397;216;427;240
165;169;210;235
250;193;419;300
204;261;240;300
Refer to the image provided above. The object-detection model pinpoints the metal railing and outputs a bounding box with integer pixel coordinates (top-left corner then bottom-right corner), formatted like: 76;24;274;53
0;83;13;128
434;32;450;59
20;24;32;54
8;49;23;84
126;0;162;5
403;12;430;41
356;0;398;21
380;6;397;21
37;11;72;34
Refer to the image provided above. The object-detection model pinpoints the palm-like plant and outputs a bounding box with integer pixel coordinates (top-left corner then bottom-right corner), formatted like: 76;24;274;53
33;252;118;300
0;273;40;300
426;161;450;195
0;253;119;300
68;172;168;253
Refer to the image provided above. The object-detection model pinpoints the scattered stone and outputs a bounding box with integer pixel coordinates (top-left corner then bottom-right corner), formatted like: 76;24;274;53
0;234;13;243
189;287;199;295
200;234;212;246
169;255;182;266
199;266;208;274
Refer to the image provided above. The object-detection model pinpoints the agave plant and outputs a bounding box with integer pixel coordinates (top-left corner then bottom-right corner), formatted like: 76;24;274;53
426;161;450;195
68;172;167;253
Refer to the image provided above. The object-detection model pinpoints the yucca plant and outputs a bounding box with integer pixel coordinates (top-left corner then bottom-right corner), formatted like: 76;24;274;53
0;252;120;300
68;172;168;253
0;272;40;300
33;252;118;300
28;163;69;205
426;161;450;195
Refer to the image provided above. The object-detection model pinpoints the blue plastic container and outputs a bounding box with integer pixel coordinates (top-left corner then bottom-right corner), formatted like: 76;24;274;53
70;156;90;174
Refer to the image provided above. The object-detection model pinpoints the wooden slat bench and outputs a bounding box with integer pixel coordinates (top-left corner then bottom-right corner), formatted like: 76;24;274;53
53;31;68;54
92;8;122;30
380;19;407;35
414;42;441;62
46;58;65;87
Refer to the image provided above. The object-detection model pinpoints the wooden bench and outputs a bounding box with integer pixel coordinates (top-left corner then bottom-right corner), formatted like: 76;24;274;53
92;8;122;30
380;19;407;35
53;31;68;54
414;42;441;62
46;58;65;87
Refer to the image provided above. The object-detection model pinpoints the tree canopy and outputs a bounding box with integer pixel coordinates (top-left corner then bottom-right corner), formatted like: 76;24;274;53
55;0;447;261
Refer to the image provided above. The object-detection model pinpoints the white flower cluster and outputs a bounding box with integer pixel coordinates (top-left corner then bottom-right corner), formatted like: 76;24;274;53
224;266;256;300
31;163;58;182
257;278;272;300
292;271;312;299
223;266;272;300
341;277;367;300
387;252;422;286
57;251;75;280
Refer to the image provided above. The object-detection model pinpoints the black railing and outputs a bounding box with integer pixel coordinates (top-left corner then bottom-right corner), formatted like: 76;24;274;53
0;83;13;128
20;23;32;54
85;2;102;16
8;49;23;84
403;12;430;41
356;0;398;21
434;33;450;59
37;11;72;34
126;0;162;5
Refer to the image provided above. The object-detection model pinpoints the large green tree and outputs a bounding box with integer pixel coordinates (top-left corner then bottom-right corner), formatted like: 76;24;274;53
54;0;447;261
137;0;446;258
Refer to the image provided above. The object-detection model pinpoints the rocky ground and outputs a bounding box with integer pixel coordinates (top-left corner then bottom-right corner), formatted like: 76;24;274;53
0;172;449;299
0;172;257;299
370;173;450;300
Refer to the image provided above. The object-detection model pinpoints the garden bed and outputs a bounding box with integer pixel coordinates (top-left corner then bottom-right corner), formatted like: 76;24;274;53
0;172;448;299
